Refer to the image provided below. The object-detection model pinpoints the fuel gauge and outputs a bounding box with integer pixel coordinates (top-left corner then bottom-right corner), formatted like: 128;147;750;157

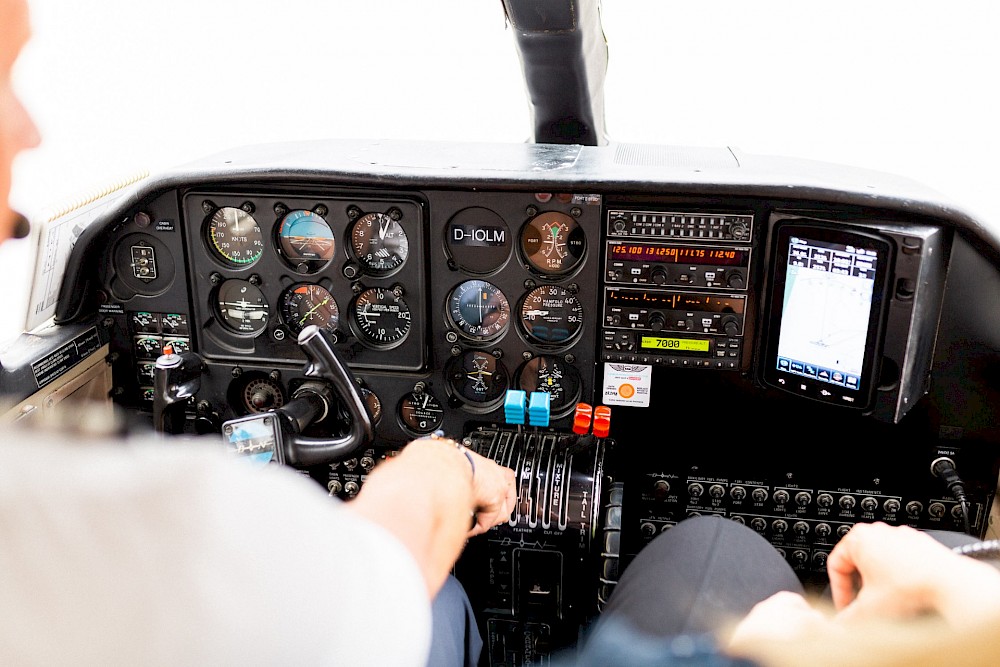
517;356;582;417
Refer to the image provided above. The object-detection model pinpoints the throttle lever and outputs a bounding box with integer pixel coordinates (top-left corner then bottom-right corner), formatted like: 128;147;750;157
153;351;205;434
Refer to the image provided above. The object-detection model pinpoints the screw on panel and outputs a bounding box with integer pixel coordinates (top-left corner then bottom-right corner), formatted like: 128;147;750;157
524;279;536;290
413;382;426;394
274;202;288;216
202;200;215;214
567;283;579;294
241;201;255;214
210;272;223;285
232;367;243;378
347;206;362;221
564;354;576;363
388;207;402;221
451;346;462;357
491;349;503;359
269;370;281;381
522;351;533;360
525;205;538;217
314;204;329;217
392;284;404;298
249;274;262;286
571;207;582;218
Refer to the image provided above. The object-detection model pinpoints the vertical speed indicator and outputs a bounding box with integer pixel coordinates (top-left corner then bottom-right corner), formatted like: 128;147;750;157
352;287;411;347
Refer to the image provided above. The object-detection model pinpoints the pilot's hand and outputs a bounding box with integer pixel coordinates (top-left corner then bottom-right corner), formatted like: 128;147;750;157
728;591;836;652
827;522;1000;626
466;448;517;537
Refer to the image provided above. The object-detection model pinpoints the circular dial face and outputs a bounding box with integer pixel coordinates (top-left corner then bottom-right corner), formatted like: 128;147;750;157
398;391;444;434
359;388;383;425
280;283;340;336
277;210;335;272
448;350;509;407
206;207;264;266
520;211;586;275
352;287;411;346
216;280;270;334
517;356;582;417
519;285;584;345
350;212;409;275
447;279;511;341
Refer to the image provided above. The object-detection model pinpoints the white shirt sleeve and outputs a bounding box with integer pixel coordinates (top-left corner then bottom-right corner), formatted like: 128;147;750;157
0;432;431;667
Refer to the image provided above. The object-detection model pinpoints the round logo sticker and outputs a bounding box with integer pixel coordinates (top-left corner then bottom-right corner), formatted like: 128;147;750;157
618;383;635;399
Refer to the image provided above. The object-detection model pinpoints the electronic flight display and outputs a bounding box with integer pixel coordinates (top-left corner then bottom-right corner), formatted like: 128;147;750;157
761;222;892;409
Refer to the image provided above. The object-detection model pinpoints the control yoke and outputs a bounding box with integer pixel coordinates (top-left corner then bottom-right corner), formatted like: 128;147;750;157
222;325;375;467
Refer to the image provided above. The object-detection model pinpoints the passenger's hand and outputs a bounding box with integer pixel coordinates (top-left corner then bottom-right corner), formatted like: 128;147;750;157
827;521;1000;626
466;448;517;537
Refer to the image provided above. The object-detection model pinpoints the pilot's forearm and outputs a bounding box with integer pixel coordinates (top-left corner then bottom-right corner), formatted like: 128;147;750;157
346;438;475;597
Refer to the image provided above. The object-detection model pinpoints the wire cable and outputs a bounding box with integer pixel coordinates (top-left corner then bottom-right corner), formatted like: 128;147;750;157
931;456;972;535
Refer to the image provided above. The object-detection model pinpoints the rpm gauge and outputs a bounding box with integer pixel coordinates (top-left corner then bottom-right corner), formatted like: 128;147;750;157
206;207;264;267
277;209;335;273
519;285;583;345
520;211;586;275
281;283;340;336
352;287;411;347
350;212;409;275
215;279;270;334
447;279;511;341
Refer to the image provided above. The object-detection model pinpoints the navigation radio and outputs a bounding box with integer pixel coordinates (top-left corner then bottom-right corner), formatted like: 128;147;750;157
601;288;747;369
605;240;751;289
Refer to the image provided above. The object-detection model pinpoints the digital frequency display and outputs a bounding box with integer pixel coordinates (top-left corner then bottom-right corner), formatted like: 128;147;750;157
609;243;749;266
641;336;710;352
774;235;881;392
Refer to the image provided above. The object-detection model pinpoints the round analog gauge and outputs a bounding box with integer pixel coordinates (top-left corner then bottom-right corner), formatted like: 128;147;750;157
352;287;411;347
448;350;509;408
242;377;286;414
520;211;586;275
216;280;270;334
206;207;264;267
398;391;444;434
519;285;584;345
359;387;383;425
277;209;336;272
280;283;340;336
447;280;511;341
517;356;582;417
350;212;409;275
